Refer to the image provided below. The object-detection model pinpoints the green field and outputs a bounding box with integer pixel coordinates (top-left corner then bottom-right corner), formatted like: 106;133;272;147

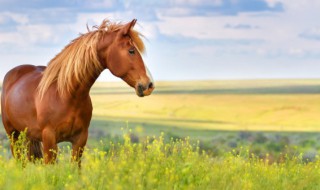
2;79;320;134
1;79;320;189
90;79;320;133
1;79;320;146
85;80;320;160
1;80;320;150
0;133;320;190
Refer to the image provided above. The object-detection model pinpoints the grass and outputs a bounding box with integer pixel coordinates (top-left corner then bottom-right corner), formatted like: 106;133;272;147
1;79;320;189
89;79;320;133
1;80;320;155
0;132;320;190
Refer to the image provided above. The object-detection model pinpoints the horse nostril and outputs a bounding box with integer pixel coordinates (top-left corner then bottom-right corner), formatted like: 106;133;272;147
148;82;154;89
137;84;144;97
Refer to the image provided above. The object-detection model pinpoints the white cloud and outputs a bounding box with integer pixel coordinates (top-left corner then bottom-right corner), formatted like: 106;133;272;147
79;0;118;9
16;24;66;44
288;48;304;57
300;27;320;41
0;32;23;44
265;0;280;7
156;14;271;40
158;7;193;17
154;0;320;59
138;22;159;40
0;23;73;51
170;0;223;6
0;12;29;24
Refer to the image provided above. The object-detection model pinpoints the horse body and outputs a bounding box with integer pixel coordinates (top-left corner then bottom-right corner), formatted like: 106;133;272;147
1;19;154;164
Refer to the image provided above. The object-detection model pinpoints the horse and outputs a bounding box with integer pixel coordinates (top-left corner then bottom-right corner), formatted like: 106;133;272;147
1;18;154;164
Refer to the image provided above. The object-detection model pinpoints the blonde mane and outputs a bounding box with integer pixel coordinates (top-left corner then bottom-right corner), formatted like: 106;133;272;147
37;19;145;99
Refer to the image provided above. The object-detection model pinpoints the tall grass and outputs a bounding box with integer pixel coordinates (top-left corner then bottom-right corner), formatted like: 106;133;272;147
0;132;320;190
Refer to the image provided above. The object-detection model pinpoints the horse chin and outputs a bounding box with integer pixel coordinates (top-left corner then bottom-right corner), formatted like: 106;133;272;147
135;86;154;97
136;89;144;97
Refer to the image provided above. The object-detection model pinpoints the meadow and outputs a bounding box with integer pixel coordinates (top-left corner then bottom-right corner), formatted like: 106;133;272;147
0;132;320;190
0;79;320;189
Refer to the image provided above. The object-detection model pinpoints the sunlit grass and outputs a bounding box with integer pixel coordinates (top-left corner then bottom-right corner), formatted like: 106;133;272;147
0;132;320;189
1;80;320;189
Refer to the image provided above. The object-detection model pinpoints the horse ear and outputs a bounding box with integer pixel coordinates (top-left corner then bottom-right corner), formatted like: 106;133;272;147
120;19;137;36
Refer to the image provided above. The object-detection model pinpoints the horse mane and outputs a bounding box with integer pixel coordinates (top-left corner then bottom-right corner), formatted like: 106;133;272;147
37;19;145;99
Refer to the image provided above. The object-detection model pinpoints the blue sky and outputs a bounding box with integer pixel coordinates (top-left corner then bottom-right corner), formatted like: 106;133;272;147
0;0;320;81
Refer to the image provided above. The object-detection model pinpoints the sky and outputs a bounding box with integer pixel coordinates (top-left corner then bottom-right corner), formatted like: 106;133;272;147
0;0;320;81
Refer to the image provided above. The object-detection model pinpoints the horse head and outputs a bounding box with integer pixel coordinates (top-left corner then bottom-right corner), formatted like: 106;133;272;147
98;19;154;97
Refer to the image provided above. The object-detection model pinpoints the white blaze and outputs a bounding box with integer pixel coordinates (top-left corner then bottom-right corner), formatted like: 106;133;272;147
145;64;154;84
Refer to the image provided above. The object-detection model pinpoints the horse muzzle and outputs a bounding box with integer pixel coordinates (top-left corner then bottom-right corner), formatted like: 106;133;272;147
136;82;154;97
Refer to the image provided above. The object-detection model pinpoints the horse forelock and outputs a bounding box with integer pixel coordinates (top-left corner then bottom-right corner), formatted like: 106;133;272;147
37;19;146;99
129;30;145;54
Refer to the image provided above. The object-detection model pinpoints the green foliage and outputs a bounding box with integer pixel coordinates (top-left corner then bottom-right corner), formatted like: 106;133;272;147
10;130;30;167
0;132;319;189
1;80;320;189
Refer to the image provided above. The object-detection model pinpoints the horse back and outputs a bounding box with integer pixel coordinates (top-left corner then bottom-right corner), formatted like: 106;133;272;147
2;65;45;94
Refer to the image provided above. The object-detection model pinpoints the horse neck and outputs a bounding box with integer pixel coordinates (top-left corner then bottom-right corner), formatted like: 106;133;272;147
73;68;104;98
68;33;112;98
72;32;114;98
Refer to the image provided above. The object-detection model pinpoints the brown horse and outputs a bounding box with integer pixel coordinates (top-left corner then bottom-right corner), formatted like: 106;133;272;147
1;19;154;164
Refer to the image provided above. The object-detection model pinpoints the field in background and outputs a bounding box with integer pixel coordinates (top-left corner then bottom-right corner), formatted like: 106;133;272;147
2;79;320;133
89;79;320;134
1;79;320;158
1;80;320;188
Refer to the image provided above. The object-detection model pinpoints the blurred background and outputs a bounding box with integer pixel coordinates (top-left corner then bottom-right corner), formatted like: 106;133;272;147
1;0;320;162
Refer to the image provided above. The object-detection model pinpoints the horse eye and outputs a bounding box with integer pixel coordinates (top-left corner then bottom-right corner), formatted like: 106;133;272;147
129;49;135;55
